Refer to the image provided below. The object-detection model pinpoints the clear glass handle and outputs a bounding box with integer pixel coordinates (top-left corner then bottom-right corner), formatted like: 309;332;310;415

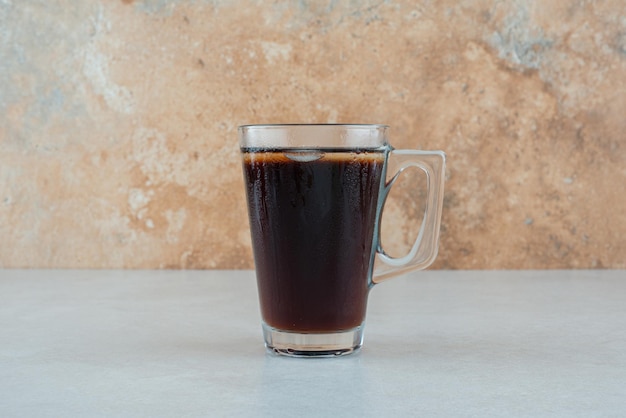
373;150;446;284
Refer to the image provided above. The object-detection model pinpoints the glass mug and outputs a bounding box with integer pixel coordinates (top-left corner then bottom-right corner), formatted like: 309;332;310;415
240;124;445;357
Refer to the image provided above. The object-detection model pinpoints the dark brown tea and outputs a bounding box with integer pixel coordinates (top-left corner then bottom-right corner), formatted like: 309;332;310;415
242;148;386;332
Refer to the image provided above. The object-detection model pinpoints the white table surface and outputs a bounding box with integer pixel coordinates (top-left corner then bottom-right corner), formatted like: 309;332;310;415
1;269;625;417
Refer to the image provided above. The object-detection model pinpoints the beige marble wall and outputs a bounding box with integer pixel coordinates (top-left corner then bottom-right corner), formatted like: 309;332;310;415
1;0;624;269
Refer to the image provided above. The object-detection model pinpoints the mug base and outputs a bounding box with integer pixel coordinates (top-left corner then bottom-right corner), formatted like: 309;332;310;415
262;322;364;358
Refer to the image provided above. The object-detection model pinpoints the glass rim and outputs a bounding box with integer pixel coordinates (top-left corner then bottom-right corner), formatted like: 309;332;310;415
239;124;390;149
238;123;389;130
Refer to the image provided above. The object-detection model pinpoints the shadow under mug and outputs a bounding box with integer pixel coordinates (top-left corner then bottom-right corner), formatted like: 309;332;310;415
240;124;445;357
